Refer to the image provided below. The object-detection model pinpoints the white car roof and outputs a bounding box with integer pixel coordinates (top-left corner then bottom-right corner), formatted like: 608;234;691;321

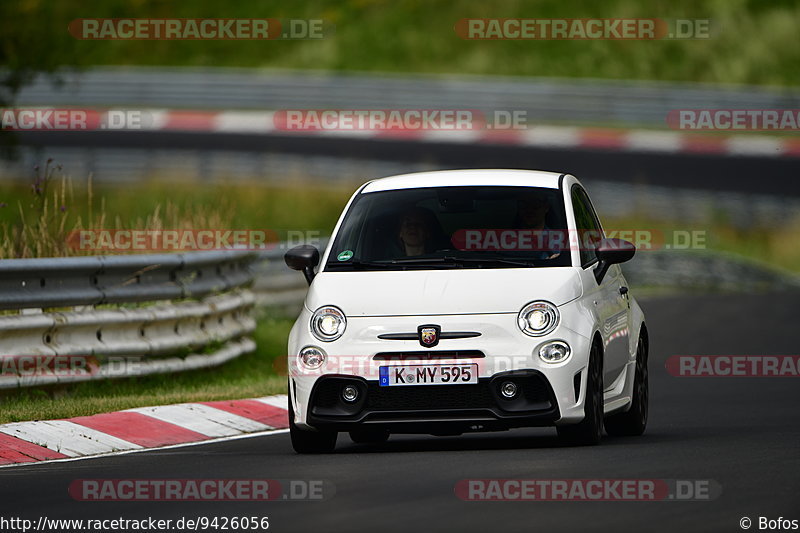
360;169;565;193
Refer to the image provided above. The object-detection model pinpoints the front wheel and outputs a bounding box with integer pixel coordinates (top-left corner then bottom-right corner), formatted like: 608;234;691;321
289;398;337;454
605;333;648;437
558;341;603;446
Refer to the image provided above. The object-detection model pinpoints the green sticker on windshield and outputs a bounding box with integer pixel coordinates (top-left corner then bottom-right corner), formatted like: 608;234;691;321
337;250;354;261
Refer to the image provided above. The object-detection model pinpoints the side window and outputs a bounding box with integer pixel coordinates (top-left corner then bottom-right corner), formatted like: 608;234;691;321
571;186;603;267
580;189;604;238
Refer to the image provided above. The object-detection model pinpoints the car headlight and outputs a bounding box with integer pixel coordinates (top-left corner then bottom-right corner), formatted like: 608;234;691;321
310;305;346;342
539;341;571;363
517;300;559;336
299;346;327;370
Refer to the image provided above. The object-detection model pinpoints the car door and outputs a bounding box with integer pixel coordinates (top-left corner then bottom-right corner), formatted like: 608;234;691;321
597;261;631;389
571;185;630;389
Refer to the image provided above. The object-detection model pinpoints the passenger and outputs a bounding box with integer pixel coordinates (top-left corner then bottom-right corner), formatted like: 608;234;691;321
516;193;550;230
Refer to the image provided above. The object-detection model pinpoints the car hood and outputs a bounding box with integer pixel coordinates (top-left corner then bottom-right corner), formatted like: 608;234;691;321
305;268;582;317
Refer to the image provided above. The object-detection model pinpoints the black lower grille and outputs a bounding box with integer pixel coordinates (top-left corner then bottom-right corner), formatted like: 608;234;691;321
313;379;345;408
366;382;495;410
308;371;557;426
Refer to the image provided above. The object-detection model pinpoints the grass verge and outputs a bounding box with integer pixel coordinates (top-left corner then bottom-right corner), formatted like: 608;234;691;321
602;215;800;274
0;171;352;259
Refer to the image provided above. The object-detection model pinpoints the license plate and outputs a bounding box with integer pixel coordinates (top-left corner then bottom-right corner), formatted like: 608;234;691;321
379;364;478;387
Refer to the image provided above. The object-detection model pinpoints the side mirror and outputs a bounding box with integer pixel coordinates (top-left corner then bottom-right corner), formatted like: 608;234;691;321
285;245;320;285
594;238;635;283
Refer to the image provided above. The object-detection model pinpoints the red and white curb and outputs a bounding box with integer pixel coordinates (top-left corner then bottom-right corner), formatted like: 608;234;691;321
0;395;288;467
113;109;800;158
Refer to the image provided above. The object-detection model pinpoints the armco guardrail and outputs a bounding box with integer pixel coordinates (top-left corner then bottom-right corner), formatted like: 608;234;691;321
0;250;255;310
622;250;800;292
0;250;262;389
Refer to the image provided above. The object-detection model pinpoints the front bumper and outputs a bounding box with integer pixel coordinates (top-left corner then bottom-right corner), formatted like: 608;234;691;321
305;370;559;433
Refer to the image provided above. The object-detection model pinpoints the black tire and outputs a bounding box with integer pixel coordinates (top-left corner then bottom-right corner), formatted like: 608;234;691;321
558;340;603;446
288;397;337;454
605;332;649;437
349;429;390;444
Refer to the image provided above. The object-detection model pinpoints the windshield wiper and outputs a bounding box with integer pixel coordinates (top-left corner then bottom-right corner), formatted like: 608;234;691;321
328;257;464;270
387;256;537;268
327;256;539;269
440;256;538;267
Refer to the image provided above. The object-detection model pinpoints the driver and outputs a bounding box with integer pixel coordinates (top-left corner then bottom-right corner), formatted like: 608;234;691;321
397;207;439;256
514;193;561;259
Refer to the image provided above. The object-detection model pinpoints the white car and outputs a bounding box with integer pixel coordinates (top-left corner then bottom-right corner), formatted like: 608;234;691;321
284;169;648;453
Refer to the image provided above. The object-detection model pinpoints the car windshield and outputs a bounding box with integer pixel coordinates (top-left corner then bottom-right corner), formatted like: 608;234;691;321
325;186;572;271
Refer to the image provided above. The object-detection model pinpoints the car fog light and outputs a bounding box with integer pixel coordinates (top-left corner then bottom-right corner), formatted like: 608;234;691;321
342;385;359;402
500;381;518;398
539;341;571;363
299;346;326;370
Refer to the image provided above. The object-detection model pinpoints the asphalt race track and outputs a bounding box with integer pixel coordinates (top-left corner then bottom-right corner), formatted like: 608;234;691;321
1;291;798;533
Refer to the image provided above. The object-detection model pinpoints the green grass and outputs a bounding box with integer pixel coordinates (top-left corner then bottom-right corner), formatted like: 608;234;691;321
602;215;800;275
2;0;800;86
0;315;294;424
0;174;353;258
